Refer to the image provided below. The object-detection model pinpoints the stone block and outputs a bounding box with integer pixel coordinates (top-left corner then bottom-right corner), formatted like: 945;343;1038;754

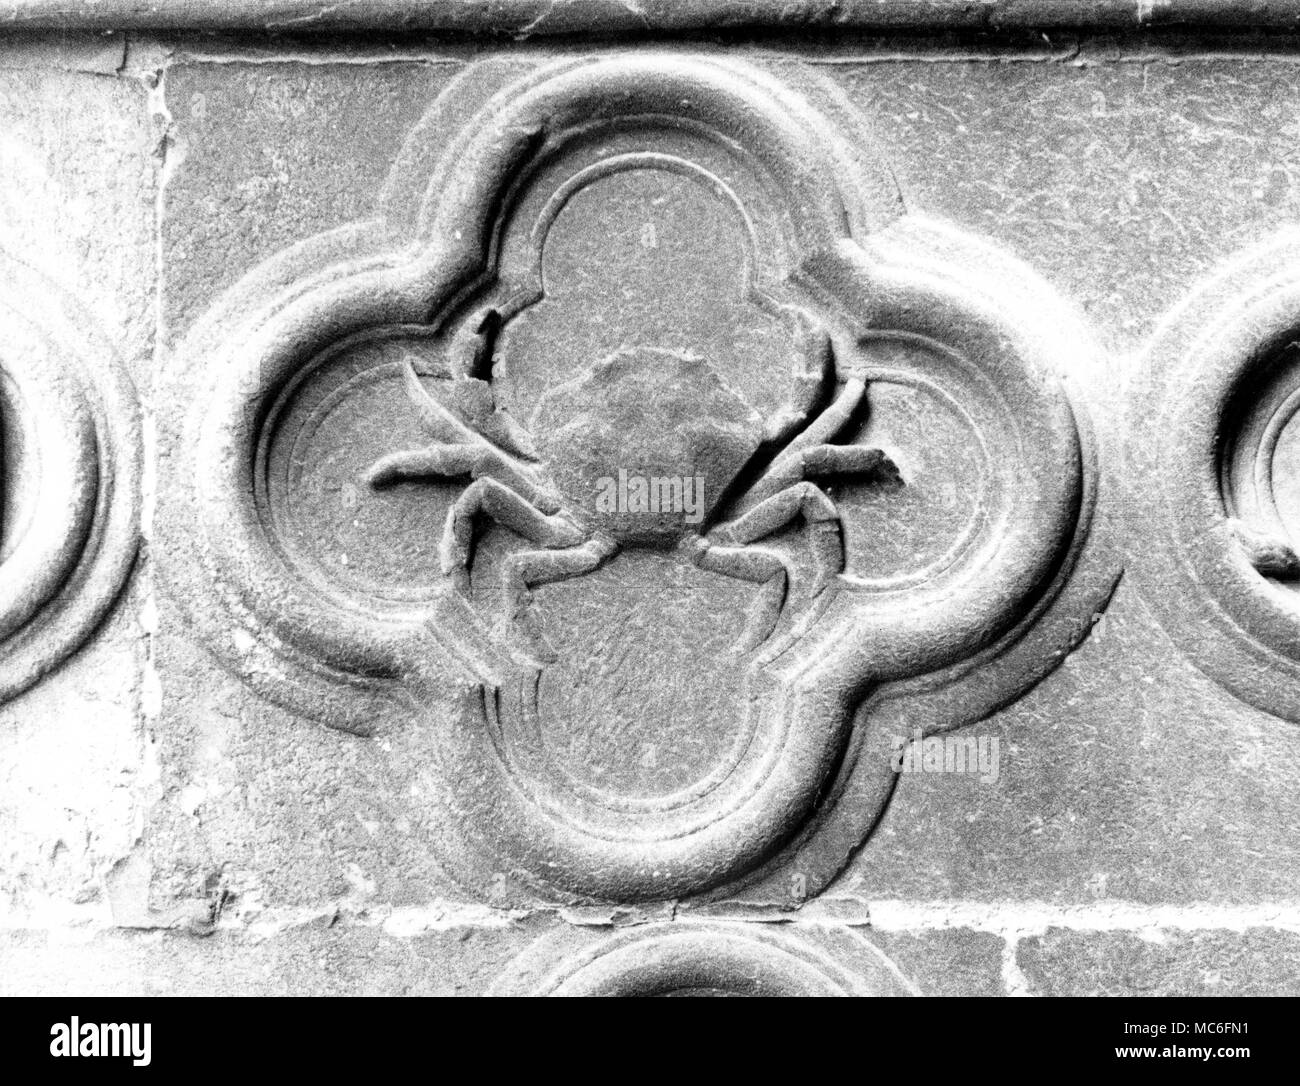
0;4;1297;999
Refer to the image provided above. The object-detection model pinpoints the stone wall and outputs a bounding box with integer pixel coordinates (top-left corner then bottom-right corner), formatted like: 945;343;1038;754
1;2;1298;997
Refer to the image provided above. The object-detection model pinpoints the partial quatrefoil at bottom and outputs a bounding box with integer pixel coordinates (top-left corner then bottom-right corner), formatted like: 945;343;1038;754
488;921;918;996
160;53;1117;905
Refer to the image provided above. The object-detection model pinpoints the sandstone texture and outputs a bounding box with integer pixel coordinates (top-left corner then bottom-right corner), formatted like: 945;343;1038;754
1;3;1298;997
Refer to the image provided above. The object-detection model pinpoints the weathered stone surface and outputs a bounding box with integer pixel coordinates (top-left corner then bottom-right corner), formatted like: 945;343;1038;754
0;605;143;921
3;11;1300;998
0;920;546;996
0;61;154;377
845;580;1300;904
158;60;453;345
1019;927;1300;996
0;64;148;924
856;927;1007;997
854;58;1300;360
0;914;1009;996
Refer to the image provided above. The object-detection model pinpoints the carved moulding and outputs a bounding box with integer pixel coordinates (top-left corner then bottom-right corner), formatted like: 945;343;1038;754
0;250;140;703
488;921;916;997
1129;230;1300;722
161;53;1113;904
7;0;1300;35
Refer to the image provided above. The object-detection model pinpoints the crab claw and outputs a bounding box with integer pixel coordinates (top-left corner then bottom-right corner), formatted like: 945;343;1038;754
363;446;474;488
1229;517;1300;578
447;377;540;462
802;444;902;484
508;596;561;668
401;359;472;444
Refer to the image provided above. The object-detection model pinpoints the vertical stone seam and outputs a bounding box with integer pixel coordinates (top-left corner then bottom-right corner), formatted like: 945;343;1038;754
117;59;172;900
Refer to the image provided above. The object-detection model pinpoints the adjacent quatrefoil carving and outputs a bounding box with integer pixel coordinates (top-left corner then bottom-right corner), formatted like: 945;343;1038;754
161;54;1115;904
0;249;140;703
1128;229;1300;722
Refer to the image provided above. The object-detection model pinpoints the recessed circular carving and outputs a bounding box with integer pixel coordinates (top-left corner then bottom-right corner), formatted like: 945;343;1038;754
1130;231;1300;721
262;333;457;608
1222;339;1300;584
528;553;754;802
833;378;987;585
833;335;994;590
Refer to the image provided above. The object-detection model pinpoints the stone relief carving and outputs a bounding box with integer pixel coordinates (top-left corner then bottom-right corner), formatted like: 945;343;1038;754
1129;229;1300;722
0;249;140;703
160;53;1116;905
488;920;916;997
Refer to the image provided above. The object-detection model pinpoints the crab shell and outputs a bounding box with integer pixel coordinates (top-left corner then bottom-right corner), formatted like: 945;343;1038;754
526;347;768;544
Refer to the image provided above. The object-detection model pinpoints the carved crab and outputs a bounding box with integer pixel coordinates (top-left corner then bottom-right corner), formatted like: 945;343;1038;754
363;308;899;663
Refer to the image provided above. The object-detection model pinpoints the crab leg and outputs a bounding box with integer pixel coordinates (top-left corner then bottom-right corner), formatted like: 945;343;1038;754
366;443;558;514
802;445;897;479
710;481;843;598
744;378;898;507
762;312;834;444
690;541;788;653
399;358;479;445
500;538;619;662
442;478;584;592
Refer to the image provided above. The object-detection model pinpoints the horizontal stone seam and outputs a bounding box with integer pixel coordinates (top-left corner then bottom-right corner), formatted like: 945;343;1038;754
863;900;1300;936
13;31;1300;72
6;900;1300;939
5;1;1300;35
102;37;1300;72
